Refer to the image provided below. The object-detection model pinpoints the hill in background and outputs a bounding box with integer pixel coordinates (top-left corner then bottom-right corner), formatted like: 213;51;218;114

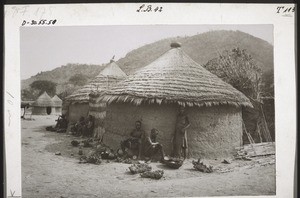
21;63;106;93
21;30;273;98
117;30;273;75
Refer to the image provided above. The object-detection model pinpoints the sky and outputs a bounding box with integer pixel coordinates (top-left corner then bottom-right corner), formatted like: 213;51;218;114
20;25;273;80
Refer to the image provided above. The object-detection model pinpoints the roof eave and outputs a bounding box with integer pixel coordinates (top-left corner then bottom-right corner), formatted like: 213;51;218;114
96;94;253;108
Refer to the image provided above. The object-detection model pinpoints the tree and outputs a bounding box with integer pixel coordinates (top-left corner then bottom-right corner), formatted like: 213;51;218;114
57;84;77;100
204;48;275;144
21;89;36;101
30;80;57;97
203;48;262;99
69;74;88;86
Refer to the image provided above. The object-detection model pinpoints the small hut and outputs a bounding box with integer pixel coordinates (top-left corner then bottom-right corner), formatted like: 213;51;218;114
51;95;62;115
21;101;34;118
31;92;54;115
96;43;253;159
64;60;127;124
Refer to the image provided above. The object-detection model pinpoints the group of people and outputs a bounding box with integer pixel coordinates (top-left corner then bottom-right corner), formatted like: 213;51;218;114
70;115;95;137
121;106;190;161
46;114;68;133
54;106;190;161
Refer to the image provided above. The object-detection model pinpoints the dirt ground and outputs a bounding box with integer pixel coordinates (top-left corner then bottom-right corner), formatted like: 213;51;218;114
22;115;276;198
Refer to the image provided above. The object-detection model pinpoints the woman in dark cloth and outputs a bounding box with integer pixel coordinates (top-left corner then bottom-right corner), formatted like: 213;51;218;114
55;114;68;133
71;116;86;137
83;115;94;137
172;106;190;159
143;128;165;162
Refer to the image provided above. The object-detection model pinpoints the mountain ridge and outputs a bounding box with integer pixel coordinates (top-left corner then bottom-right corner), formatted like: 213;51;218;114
22;30;273;95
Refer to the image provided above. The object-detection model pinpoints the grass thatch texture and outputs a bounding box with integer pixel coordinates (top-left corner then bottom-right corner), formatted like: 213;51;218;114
65;61;126;104
51;95;62;107
32;91;54;107
99;60;127;77
98;47;252;108
65;76;124;104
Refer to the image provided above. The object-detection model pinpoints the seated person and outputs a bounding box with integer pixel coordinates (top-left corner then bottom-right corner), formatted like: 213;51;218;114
143;128;165;162
55;114;68;133
60;115;68;130
121;121;144;159
82;115;94;137
71;116;86;137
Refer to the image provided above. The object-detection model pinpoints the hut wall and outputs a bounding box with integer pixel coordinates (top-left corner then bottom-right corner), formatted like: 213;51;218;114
51;107;62;115
32;107;48;115
188;106;243;158
103;103;242;158
68;103;89;124
62;101;70;115
103;103;177;153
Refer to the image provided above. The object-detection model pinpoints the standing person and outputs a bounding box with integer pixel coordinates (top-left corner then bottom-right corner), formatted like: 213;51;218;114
143;128;165;162
172;106;190;159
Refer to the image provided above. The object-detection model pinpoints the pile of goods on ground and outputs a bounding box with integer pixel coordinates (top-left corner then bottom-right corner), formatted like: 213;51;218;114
77;142;117;164
71;140;80;147
140;170;164;180
192;159;213;173
46;126;56;132
80;151;102;165
129;163;152;174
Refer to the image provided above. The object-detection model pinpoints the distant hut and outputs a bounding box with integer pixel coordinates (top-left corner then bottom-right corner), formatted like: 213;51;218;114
96;43;253;159
51;95;62;115
21;101;34;118
31;91;54;115
64;59;127;125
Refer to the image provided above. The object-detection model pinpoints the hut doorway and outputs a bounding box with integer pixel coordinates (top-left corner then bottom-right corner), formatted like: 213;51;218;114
46;107;52;115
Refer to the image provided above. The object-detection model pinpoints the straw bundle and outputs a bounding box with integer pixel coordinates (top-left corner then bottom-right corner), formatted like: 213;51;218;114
65;60;127;104
32;91;54;107
98;43;252;108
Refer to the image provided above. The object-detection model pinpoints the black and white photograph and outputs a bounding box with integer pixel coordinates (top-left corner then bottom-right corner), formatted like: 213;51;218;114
4;3;296;198
19;24;276;197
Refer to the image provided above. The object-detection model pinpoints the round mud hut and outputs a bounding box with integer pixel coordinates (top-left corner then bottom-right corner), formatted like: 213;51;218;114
51;95;62;115
96;43;253;159
31;91;54;115
64;60;127;125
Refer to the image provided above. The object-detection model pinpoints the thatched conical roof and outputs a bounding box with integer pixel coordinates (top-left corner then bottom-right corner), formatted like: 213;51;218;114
99;60;127;77
98;43;252;108
51;95;62;107
66;60;127;103
32;91;54;107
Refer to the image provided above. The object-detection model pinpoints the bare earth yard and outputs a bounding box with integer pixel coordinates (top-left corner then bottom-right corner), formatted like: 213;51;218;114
22;115;275;198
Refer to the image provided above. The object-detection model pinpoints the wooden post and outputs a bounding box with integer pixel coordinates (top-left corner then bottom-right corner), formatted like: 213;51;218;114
260;104;273;142
242;121;257;155
257;122;263;143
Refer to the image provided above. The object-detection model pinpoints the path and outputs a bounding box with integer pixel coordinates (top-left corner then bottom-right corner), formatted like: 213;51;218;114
22;115;276;198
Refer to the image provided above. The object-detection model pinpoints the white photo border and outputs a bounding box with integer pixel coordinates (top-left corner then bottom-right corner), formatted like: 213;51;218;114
4;3;296;198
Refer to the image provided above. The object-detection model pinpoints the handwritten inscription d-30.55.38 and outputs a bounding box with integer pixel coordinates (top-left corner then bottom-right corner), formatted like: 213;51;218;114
21;19;57;26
